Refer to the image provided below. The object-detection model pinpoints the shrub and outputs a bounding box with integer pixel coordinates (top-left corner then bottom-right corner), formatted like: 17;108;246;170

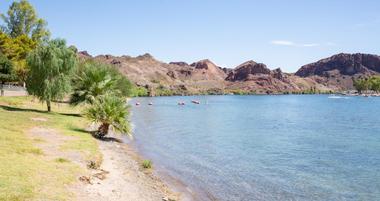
85;95;130;138
142;160;152;169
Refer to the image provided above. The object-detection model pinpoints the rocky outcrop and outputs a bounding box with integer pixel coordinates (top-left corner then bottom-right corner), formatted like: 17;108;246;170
296;53;380;77
224;61;305;93
189;59;227;81
271;68;284;80
190;59;215;69
226;61;271;82
295;53;380;90
226;61;271;81
169;62;189;66
78;51;92;58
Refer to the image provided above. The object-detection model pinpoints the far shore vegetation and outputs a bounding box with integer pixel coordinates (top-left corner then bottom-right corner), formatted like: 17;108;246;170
353;76;380;94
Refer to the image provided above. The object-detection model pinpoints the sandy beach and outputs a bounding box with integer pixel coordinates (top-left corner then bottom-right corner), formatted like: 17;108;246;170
73;134;181;201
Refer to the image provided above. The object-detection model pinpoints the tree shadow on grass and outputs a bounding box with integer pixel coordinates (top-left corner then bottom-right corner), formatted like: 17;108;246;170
0;105;82;117
60;112;81;117
0;105;48;114
69;127;123;143
70;127;89;134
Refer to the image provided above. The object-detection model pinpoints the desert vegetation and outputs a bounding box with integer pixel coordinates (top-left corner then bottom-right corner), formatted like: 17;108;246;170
353;76;380;94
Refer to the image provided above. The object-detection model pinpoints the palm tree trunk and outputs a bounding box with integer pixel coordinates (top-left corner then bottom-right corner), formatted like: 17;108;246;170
97;123;110;138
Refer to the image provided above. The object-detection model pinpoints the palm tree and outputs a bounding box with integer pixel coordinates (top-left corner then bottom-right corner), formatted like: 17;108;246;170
70;61;133;105
85;95;130;138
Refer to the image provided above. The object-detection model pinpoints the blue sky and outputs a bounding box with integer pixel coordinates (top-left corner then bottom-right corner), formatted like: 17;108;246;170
1;0;380;72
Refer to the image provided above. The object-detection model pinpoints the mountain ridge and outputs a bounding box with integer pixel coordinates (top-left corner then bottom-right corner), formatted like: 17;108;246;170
78;52;380;95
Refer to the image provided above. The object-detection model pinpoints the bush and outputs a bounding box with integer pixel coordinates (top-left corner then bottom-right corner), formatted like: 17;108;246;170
131;86;148;97
142;160;152;169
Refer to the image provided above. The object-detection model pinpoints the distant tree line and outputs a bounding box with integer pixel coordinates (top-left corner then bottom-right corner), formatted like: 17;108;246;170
353;76;380;94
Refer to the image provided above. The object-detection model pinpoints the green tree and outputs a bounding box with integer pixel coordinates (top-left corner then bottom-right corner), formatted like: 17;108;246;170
353;77;370;94
0;0;50;42
26;39;77;112
0;31;36;84
85;95;130;138
0;53;16;96
369;76;380;92
131;86;148;97
70;61;133;105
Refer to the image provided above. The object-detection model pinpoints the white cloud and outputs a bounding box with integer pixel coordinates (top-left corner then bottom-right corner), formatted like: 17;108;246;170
270;40;296;46
271;40;334;48
302;43;319;47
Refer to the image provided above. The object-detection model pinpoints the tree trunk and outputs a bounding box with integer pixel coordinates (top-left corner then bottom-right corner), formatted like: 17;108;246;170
0;82;4;96
97;123;110;138
47;100;51;112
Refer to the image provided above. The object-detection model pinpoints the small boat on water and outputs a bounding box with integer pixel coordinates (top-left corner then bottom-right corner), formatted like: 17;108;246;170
178;102;185;105
148;102;153;105
135;102;140;106
191;100;200;104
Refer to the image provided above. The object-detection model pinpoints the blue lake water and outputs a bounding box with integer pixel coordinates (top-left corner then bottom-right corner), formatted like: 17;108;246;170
129;95;380;201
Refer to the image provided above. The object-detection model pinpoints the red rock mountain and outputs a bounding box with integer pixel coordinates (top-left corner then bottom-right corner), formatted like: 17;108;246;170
226;61;271;81
295;53;380;90
81;53;227;94
78;52;380;94
296;53;380;77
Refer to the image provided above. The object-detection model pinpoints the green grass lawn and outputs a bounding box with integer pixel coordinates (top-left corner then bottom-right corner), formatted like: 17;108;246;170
0;96;101;201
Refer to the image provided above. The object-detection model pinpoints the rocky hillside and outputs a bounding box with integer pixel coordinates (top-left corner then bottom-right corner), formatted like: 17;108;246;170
224;60;324;93
296;53;380;90
79;52;227;95
78;51;380;95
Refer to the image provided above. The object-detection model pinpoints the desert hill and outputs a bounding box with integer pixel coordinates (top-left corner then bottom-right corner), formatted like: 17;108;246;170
78;52;380;95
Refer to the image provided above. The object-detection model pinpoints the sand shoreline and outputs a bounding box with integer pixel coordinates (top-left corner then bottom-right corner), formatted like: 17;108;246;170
74;133;184;201
126;138;209;201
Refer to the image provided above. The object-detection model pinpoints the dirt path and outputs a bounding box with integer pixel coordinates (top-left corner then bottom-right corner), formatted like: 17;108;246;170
29;126;84;166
